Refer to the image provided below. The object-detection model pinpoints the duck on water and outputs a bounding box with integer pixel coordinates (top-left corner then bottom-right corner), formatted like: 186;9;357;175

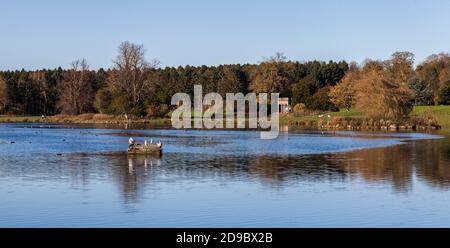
127;137;163;156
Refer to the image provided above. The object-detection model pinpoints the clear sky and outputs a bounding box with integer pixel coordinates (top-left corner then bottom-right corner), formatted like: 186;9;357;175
1;0;450;70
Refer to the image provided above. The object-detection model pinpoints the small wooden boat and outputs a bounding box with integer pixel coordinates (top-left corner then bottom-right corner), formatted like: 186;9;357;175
128;143;162;156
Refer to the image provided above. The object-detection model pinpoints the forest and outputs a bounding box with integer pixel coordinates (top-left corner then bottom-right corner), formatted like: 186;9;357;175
1;42;450;119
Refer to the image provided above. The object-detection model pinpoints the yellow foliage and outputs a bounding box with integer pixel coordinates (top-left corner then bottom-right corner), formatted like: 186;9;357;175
293;103;307;114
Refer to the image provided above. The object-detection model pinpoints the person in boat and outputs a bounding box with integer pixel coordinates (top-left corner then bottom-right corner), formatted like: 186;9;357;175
128;138;136;148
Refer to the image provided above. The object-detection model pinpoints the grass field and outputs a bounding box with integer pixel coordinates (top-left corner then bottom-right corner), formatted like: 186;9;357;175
331;106;450;128
279;109;362;123
412;106;450;129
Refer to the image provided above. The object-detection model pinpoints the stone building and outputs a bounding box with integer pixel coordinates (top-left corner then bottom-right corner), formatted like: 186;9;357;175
278;97;291;113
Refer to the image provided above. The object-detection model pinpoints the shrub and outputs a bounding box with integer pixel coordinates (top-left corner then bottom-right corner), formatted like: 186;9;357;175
293;103;307;115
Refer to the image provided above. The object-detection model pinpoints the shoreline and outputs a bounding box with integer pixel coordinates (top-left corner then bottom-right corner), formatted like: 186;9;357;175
0;114;445;132
0;118;444;132
1;105;449;132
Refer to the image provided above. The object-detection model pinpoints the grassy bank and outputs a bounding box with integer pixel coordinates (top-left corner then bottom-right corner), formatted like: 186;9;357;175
412;106;450;129
0;113;171;125
280;105;450;130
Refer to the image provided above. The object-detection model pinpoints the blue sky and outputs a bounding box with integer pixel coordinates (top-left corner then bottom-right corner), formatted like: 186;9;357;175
1;0;450;70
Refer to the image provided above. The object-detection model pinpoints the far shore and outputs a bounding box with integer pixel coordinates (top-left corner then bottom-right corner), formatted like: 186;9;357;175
1;105;449;131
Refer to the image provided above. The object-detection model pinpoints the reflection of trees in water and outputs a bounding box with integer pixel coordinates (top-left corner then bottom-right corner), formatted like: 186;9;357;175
22;137;448;203
339;145;414;193
66;153;92;191
246;155;349;185
169;139;449;192
413;139;450;189
93;154;355;202
108;155;161;206
335;139;450;192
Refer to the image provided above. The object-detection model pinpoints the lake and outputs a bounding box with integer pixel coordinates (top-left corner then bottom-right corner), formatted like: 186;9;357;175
0;123;449;227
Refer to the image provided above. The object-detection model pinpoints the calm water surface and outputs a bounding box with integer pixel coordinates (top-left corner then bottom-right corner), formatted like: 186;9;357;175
0;123;449;227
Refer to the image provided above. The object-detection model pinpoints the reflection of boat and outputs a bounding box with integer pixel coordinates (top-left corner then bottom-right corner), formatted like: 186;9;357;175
128;143;162;156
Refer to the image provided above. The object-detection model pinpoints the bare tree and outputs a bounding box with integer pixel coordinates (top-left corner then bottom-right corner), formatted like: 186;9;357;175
108;41;159;106
57;59;93;115
262;52;287;63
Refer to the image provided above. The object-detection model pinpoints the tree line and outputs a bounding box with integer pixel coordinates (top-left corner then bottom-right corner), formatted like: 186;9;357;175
0;42;348;117
0;42;449;118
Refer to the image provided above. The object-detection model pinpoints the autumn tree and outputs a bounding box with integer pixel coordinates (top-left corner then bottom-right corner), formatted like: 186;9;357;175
329;70;357;111
57;59;94;115
386;51;415;84
438;67;450;87
249;53;291;95
354;57;413;119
